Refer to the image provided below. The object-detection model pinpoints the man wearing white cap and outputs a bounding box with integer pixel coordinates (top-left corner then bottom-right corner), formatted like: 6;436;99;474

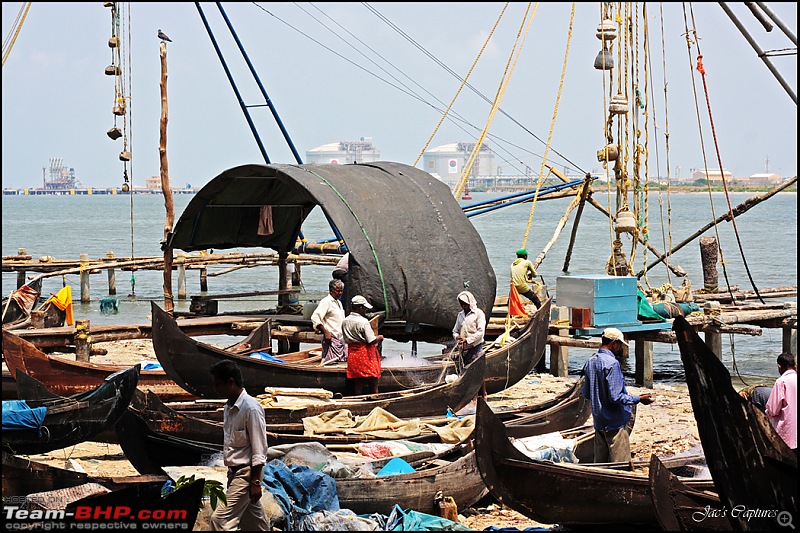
581;327;653;463
342;295;384;395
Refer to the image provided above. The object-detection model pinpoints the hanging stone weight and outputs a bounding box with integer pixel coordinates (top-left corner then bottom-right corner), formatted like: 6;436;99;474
104;65;121;76
107;127;122;140
596;19;617;42
597;144;619;162
609;93;628;115
108;36;118;48
594;46;614;70
119;151;131;162
615;208;637;234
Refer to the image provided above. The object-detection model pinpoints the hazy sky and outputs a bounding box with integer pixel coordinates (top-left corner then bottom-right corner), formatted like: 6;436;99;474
2;2;796;189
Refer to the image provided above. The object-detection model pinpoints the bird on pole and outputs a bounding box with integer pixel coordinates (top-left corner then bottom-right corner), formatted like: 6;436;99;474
157;29;172;42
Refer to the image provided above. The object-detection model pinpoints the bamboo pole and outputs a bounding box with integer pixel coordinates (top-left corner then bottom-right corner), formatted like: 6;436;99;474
562;174;592;272
532;179;589;270
545;164;687;278
635;176;798;278
159;42;175;314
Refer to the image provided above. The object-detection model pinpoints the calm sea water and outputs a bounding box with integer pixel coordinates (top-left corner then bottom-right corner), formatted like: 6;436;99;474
2;190;796;386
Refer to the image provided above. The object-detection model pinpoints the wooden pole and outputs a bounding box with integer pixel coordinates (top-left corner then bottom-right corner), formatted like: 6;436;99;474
550;305;570;377
562;174;592;272
176;253;187;300
16;248;27;288
533;179;590;270
159;41;175;314
74;319;91;362
80;253;91;303
635;176;798;278
700;236;719;292
106;251;117;295
634;339;654;389
199;267;208;292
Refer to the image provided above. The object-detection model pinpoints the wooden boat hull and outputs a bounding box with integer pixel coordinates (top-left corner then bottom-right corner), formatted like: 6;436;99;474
3;328;195;401
2;451;168;499
484;298;551;395
63;478;204;530
335;442;487;516
125;371;589;448
648;454;730;531
3;365;139;455
151;299;549;399
474;397;715;526
115;410;222;475
673;315;798;530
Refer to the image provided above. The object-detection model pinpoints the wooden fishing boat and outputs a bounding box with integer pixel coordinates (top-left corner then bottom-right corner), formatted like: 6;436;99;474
2;451;203;530
3;328;203;401
125;352;485;442
2;365;139;455
63;476;205;530
122;372;589;448
648;454;731;531
473;397;715;527
673;315;798;530
115;409;222;475
1;277;42;330
151;298;549;398
335;440;486;516
2;450;167;497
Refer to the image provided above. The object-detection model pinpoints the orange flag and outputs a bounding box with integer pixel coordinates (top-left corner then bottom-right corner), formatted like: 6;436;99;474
508;283;529;318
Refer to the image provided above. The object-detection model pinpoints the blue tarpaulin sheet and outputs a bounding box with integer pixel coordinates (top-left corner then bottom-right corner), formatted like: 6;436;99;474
262;459;339;529
2;400;47;430
249;352;287;363
365;504;471;531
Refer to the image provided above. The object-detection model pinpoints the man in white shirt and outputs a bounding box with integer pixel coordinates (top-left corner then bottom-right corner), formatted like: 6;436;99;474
209;361;269;531
311;279;347;363
452;290;487;399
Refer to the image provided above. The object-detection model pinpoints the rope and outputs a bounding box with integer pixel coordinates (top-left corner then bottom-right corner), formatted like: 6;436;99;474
453;3;538;201
520;3;575;249
681;6;735;302
640;5;652;287
301;168;389;317
655;3;674;288
688;5;765;305
413;3;509;167
2;2;30;68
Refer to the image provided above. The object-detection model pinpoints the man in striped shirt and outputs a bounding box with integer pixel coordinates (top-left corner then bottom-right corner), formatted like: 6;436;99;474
581;327;653;463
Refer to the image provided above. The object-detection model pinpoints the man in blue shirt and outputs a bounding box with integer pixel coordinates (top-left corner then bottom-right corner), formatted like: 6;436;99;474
582;327;653;463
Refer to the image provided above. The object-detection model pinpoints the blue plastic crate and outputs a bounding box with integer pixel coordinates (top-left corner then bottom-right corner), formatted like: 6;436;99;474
555;275;637;327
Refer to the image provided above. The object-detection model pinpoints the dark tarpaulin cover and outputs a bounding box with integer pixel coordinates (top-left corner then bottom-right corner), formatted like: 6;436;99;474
168;162;496;331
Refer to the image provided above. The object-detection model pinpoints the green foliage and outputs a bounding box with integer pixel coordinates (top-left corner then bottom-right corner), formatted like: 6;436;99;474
172;474;227;511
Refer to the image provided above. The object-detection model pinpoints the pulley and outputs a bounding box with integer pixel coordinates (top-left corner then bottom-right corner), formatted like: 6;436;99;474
615;208;637;234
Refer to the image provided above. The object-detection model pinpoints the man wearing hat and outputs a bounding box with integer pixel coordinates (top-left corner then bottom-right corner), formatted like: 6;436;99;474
581;327;653;463
342;295;384;395
510;249;542;308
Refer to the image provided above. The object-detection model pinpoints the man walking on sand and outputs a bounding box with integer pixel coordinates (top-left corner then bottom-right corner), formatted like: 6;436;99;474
209;360;269;531
582;327;653;463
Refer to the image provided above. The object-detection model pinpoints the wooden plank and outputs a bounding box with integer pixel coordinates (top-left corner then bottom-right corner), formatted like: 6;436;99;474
192;289;300;301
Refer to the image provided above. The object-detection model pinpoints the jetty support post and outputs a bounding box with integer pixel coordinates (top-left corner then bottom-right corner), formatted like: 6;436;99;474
80;253;91;303
200;266;208;292
699;236;719;293
635;339;654;388
176;253;187;299
783;313;797;356
550;305;570;377
74;319;92;362
106;251;117;295
16;248;27;288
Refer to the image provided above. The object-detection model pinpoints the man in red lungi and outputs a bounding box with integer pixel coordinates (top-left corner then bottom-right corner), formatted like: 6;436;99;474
342;295;384;395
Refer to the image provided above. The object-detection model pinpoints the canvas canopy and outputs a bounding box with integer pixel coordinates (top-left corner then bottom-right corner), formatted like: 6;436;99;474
167;162;496;331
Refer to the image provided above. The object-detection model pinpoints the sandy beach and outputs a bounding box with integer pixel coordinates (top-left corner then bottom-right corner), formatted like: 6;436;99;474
15;338;701;530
